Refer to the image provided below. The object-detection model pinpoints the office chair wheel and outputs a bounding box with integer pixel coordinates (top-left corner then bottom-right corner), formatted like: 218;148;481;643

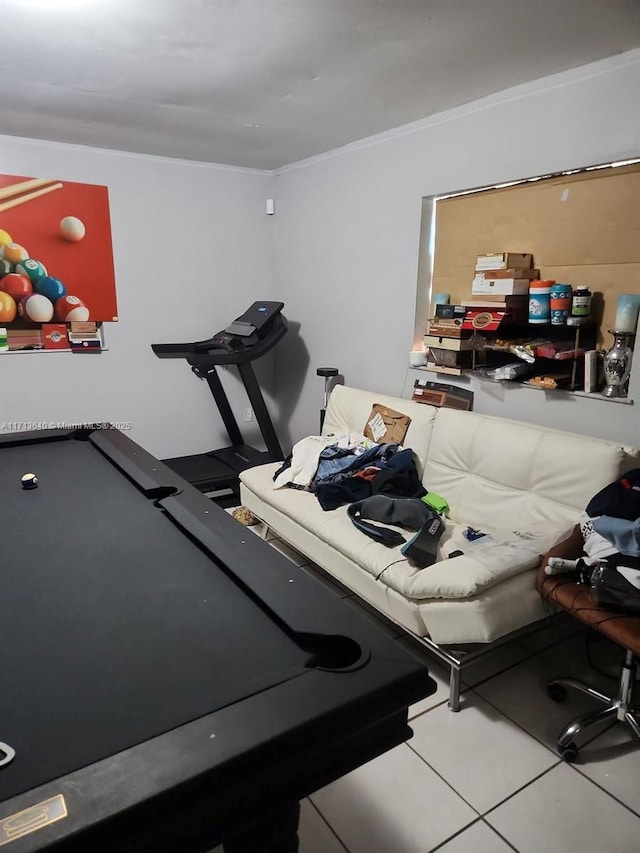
560;741;579;763
548;683;568;703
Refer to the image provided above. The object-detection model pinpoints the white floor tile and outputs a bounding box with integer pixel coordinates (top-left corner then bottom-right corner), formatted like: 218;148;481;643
299;799;348;852
409;692;557;813
486;762;640;853
458;641;530;688
408;660;450;717
435;819;515;853
309;743;476;853
575;724;640;816
537;631;621;696
516;616;581;653
474;655;613;753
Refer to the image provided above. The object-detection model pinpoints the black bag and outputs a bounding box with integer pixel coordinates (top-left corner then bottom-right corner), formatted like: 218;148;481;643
590;561;640;614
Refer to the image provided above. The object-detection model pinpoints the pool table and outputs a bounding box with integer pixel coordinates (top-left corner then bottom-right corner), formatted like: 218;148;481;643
0;426;436;852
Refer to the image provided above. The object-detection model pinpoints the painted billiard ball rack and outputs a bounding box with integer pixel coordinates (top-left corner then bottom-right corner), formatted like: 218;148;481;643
0;178;93;333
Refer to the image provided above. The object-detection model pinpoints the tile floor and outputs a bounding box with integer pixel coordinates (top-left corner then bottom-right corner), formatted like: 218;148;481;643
226;512;640;853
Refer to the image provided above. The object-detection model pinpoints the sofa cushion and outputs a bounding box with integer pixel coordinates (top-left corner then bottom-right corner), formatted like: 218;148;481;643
239;463;568;601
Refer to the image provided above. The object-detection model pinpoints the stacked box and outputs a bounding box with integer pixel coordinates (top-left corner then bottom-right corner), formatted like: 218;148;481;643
424;334;474;351
42;324;70;350
472;270;539;297
412;379;474;411
460;296;529;323
426;348;474;370
475;253;533;271
428;319;467;337
426;304;472;370
473;253;534;297
7;328;43;350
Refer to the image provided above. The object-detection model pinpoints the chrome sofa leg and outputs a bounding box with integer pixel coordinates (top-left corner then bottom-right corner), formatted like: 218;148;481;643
448;665;461;712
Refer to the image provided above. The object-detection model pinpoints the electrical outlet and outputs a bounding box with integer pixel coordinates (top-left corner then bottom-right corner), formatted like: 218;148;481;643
244;407;253;422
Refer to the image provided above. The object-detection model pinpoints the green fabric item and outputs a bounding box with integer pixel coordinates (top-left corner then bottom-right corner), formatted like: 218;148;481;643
422;492;449;516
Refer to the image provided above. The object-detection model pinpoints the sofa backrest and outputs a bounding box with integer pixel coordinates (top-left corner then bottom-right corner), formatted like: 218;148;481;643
422;408;640;535
322;385;640;535
322;385;436;475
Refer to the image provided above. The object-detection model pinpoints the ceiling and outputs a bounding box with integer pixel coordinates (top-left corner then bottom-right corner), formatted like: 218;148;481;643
1;0;640;170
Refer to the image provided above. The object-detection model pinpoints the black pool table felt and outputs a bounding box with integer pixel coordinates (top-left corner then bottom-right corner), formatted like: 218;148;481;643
0;438;321;801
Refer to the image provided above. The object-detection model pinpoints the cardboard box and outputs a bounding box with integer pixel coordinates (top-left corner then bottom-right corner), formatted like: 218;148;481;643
412;379;474;411
42;324;69;350
426;348;474;369
460;297;528;321
475;253;533;271
7;329;43;350
474;268;539;280
462;310;507;332
363;404;411;444
472;276;530;296
427;320;466;338
68;321;102;354
424;334;474;351
423;364;469;376
460;296;527;308
71;340;102;353
434;303;467;320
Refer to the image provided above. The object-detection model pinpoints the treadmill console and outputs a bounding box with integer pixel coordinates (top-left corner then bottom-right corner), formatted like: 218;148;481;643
151;301;287;365
223;302;284;338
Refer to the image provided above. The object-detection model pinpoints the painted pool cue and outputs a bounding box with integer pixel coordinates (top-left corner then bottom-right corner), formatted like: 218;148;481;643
0;182;63;214
0;177;59;202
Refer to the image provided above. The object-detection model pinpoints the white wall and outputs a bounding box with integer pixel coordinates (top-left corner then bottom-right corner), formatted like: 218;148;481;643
0;136;276;458
273;49;640;447
3;50;640;458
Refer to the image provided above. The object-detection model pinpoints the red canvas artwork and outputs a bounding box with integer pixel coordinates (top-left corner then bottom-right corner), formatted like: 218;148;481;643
0;174;117;326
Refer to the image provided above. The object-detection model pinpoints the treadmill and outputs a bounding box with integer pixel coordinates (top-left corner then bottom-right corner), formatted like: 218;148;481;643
152;301;287;497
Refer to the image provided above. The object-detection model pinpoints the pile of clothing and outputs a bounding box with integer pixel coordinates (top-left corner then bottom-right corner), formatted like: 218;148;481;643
546;469;640;613
273;432;425;510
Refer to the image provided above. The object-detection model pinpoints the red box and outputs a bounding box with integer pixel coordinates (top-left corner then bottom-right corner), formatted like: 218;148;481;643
462;310;507;332
42;324;69;350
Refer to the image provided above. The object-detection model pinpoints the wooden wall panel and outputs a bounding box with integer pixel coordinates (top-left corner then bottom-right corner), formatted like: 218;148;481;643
431;163;640;341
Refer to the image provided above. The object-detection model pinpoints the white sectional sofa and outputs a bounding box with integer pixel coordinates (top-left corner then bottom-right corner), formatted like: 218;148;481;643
240;385;639;708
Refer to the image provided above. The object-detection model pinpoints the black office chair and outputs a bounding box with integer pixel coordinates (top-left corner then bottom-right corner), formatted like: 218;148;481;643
537;534;640;763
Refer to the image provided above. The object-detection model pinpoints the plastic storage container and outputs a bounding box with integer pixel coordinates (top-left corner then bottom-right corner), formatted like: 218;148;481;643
529;279;554;324
549;283;573;325
571;286;592;317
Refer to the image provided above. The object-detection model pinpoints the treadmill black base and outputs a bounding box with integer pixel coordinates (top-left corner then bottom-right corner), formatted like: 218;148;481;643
163;445;272;494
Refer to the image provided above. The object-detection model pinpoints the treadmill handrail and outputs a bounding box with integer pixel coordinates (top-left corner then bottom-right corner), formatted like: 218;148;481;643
152;315;287;366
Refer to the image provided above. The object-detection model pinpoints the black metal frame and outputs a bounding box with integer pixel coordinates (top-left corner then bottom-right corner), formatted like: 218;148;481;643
152;306;288;494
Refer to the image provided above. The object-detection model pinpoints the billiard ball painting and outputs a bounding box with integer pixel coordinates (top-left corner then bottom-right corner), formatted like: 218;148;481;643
0;174;117;327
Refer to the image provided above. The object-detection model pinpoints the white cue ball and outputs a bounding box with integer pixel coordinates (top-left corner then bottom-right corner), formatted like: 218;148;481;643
60;216;86;242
